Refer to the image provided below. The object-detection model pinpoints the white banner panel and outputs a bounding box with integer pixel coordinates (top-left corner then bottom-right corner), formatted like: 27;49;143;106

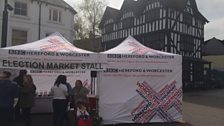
0;34;183;123
0;49;105;71
30;70;92;96
98;53;182;124
0;33;103;95
0;49;103;94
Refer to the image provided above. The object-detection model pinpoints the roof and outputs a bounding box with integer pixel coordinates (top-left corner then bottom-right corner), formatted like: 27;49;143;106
100;0;208;27
161;0;208;22
202;37;224;56
121;0;147;16
188;0;208;22
100;0;147;28
31;0;77;14
4;32;92;53
102;35;177;56
205;37;224;44
99;6;120;28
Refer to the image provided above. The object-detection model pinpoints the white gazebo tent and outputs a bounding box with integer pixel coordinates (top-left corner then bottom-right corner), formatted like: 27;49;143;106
0;32;103;95
98;36;183;124
0;34;183;124
0;32;104;113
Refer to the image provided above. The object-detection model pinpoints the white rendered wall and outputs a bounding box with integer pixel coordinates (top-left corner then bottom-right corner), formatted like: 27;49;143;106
0;0;75;46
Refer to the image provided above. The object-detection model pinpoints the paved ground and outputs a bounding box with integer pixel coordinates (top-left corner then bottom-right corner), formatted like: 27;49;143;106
15;89;224;126
183;89;224;126
16;115;191;126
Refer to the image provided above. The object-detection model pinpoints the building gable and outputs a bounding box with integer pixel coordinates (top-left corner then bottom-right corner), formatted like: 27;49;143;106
100;0;210;89
99;7;120;28
162;0;208;23
188;0;208;23
120;0;147;17
203;38;224;56
100;0;208;58
0;0;75;45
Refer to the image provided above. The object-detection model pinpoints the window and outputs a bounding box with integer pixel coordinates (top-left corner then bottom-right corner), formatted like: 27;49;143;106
14;2;27;16
49;8;62;22
12;29;27;46
180;35;194;52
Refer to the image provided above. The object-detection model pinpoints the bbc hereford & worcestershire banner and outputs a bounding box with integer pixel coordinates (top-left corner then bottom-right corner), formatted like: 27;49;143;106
0;49;106;71
98;53;182;124
98;36;182;124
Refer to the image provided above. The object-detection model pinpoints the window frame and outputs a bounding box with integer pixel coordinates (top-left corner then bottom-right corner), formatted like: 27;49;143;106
11;29;28;46
180;35;194;52
14;1;28;16
49;8;62;23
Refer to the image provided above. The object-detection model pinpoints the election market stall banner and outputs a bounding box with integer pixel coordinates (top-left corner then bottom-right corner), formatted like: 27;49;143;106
98;36;182;124
0;32;105;95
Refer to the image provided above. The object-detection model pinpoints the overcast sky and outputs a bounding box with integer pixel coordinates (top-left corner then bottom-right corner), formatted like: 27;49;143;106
64;0;224;40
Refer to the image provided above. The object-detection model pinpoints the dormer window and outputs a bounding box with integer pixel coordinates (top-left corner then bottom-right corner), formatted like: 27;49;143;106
122;12;134;20
105;19;114;25
105;19;114;33
185;0;193;14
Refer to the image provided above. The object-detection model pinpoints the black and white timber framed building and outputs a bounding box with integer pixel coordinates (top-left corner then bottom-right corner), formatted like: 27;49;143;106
100;0;211;89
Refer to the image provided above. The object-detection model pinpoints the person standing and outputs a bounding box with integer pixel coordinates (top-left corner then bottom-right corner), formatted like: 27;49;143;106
76;102;92;126
13;70;27;87
50;75;68;126
72;80;89;126
19;75;36;126
13;70;27;119
0;71;19;126
63;81;73;106
72;80;89;107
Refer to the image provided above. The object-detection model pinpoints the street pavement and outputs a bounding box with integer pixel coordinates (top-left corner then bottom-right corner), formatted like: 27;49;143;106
183;89;224;126
15;89;224;126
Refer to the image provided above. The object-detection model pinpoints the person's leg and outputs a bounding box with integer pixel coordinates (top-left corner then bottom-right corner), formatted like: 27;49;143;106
26;108;31;126
53;99;66;126
64;101;69;126
58;100;68;126
0;108;8;126
8;108;15;126
53;99;59;126
14;100;21;120
22;108;31;126
74;104;78;126
0;107;14;126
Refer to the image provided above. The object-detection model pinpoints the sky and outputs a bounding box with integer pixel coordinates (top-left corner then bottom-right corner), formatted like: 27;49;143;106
64;0;224;40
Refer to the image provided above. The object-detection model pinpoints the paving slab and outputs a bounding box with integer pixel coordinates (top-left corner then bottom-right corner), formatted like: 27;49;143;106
183;89;224;126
